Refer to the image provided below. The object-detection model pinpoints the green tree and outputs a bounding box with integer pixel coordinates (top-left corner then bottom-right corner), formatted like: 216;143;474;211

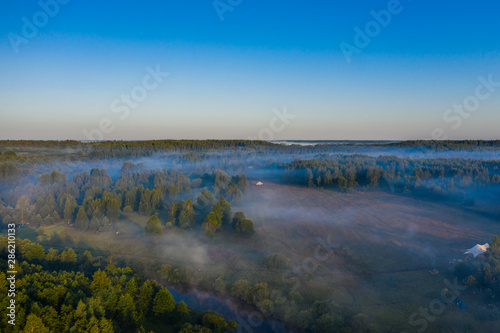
139;189;152;215
176;301;189;314
137;281;155;316
167;202;180;226
203;212;220;237
59;248;77;263
23;243;45;261
63;195;77;222
235;218;255;238
179;325;212;333
71;300;89;333
117;293;137;328
40;306;59;332
125;278;138;296
178;199;195;229
124;187;141;211
231;280;250;299
145;215;162;234
22;314;50;333
245;283;270;303
202;312;231;332
97;318;114;333
152;289;175;316
46;248;59;261
226;184;242;202
91;270;111;293
75;206;89;230
232;212;246;228
194;190;216;222
103;192;120;222
213;196;232;226
262;253;291;269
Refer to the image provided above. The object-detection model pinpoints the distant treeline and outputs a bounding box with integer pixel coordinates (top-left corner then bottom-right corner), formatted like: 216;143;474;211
388;140;500;149
2;140;500;161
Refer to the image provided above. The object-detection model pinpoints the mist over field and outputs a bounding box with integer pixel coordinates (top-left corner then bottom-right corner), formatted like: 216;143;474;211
1;140;500;332
2;1;500;331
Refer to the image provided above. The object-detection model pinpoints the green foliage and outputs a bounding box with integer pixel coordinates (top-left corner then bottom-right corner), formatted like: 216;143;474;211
62;195;77;222
91;269;111;293
179;325;212;333
145;215;162;234
283;154;500;207
22;243;45;261
22;314;50;333
176;301;189;314
235;218;255;238
178;199;195;229
58;248;77;263
289;291;304;304
214;171;232;196
230;280;270;306
4;140;499;332
245;283;270;304
75;206;89;230
194;190;216;222
202;311;236;332
203;212;220;237
262;253;291;269
214;196;232;226
139;189;162;216
232;212;245;228
0;236;235;333
230;280;250;299
153;289;175;316
454;236;500;300
168;202;180;226
0;162;18;179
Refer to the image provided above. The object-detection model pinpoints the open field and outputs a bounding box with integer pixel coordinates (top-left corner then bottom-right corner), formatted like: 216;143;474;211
240;181;500;331
11;178;500;332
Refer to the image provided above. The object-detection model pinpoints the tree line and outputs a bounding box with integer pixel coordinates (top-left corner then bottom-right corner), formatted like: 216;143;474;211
0;163;253;237
147;194;254;238
281;155;500;206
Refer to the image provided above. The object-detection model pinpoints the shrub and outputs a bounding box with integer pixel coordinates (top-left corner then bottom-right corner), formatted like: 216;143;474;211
145;215;162;234
235;218;255;238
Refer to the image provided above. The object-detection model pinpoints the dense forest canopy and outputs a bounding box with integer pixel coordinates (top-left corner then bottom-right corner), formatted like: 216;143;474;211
0;236;237;333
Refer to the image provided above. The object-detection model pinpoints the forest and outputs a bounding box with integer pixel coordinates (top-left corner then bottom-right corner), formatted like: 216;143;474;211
1;140;500;332
0;236;237;333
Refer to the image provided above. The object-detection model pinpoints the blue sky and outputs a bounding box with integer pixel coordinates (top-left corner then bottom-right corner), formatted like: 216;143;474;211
0;0;499;140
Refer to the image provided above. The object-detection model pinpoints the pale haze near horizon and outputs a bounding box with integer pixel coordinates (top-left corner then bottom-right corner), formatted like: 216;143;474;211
1;1;499;141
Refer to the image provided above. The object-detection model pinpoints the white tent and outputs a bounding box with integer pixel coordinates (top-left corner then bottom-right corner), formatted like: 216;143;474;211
256;182;263;186
464;243;490;257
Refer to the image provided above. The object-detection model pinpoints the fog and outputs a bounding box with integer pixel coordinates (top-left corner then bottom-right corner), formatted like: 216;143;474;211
2;142;500;332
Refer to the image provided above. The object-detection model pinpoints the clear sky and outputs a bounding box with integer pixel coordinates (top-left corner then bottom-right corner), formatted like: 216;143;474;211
1;0;499;140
